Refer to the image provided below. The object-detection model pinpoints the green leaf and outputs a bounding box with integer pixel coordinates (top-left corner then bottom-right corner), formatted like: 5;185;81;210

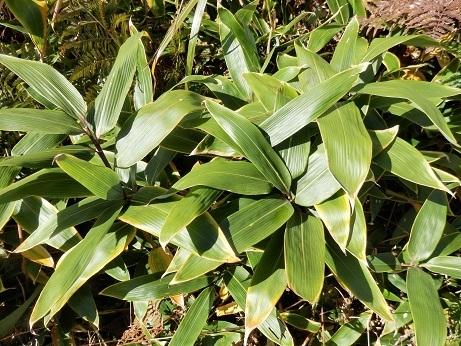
295;145;341;206
318;102;372;201
116;90;205;167
30;205;131;325
325;235;393;321
346;198;367;261
223;267;294;346
356;80;459;145
260;64;367;146
243;73;298;112
315;190;351;250
367;253;401;273
68;284;99;328
0;109;83;135
170;160;272;195
15;197;113;253
5;0;47;53
0;285;41;337
374;137;449;193
11;133;66;156
275;126;310;179
185;0;207;79
119;195;238;262
406;267;446;346
218;7;260;99
406;190;447;263
362;35;432;63
368;126;399;158
246;230;287;332
430;225;461;258
92;32;143;137
145;147;176;185
326;311;372;346
101;272;213;301
13;197;81;252
296;43;336;90
170;286;215;346
307;23;344;53
0;54;86;120
172;254;222;284
330;17;360;72
279;312;321;333
220;196;294;254
326;0;350;24
285;213;324;303
0;146;94;168
160;187;222;248
56;154;123;200
133;35;153;110
206;100;291;195
422;256;461;279
0;168;91;205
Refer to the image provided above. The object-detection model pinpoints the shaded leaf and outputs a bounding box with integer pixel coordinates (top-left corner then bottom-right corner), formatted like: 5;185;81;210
246;230;287;331
101;272;213;301
56;154;123;200
406;267;446;346
169;286;215;346
285;213;324;303
325;235;393;321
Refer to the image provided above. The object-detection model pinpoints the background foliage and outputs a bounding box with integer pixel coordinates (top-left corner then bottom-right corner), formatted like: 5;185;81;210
1;0;461;345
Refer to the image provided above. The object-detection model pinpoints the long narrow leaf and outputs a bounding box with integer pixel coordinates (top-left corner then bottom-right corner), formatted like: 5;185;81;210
260;64;367;146
318;102;372;201
169;286;215;346
0;109;83;134
160;187;222;248
206;100;292;194
30;205;129;326
246;230;287;332
325;235;393;321
407;267;446;346
0;54;86;120
116;90;205;167
170;160;272;195
0;168;91;205
56;154;123;200
92;33;143;137
285;213;324;303
407;190;447;263
16;197;112;253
